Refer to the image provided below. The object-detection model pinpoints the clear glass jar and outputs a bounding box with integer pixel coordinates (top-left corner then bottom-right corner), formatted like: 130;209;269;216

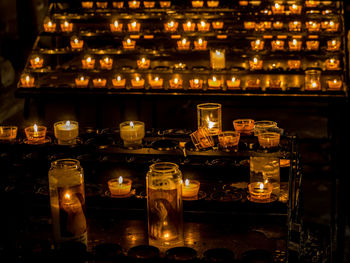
146;162;184;249
48;159;87;247
197;103;222;136
305;69;321;91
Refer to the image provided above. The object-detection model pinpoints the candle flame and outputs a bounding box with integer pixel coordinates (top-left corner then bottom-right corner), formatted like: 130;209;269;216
212;76;216;82
64;21;69;27
292;39;297;45
198;38;203;45
200;21;205;27
292;4;297;9
259;183;264;190
275;3;280;9
312;82;317;88
232;77;236;82
155;77;159;81
141;57;145;63
117;76;121;81
127;38;131;44
169;21;174;27
132;21;137;27
98;78;102;82
332;40;336;45
34;124;38;132
187;21;191;28
35;57;40;63
136;76;140;82
87;57;91;63
206;116;215;129
215;50;221;55
48;21;52;27
65;192;71;200
182;38;187;45
118;176;123;184
26;75;30;82
294;21;299;25
194;79;199;84
65;121;71;127
256;39;260;45
105;57;110;63
114;20;118;27
330;58;335;63
185;179;189;187
130;121;134;128
80;76;85;81
174;78;178;84
330;21;334;26
253;57;258;63
334;79;337;83
276;40;280;45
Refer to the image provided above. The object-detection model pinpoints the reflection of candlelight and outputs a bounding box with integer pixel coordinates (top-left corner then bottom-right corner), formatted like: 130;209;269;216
183;21;195;32
60;20;73;32
44;19;56;32
197;21;210;31
192;0;204;7
212;21;224;29
108;176;132;197
251;39;264;51
177;38;190;50
326;59;340;70
227;77;241;90
289;21;301;31
70;37;84;49
194;38;207;50
249;57;263;70
75;76;89;88
137;57;150;69
20;74;35;87
112;75;126;89
169;77;183;89
189;78;203;89
131;76;145;89
327;39;341;51
288;39;302;51
208;76;222;90
82;56;95;69
182;179;200;198
327;79;342;90
128;21;140;32
100;56;113;70
164;21;178;32
82;1;93;8
149;77;163;89
288;60;301;70
248;182;273;202
30;55;44;69
110;20;123;32
306;40;319;51
93;78;107;88
289;4;302;14
112;1;124;8
128;1;140;8
272;2;284;14
271;40;284;51
123;38;136;49
159;1;171;7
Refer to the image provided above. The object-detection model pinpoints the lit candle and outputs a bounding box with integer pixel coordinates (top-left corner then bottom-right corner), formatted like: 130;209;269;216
20;74;35;87
249;57;263;70
149;76;163;89
244;21;256;30
60;20;73;32
233;119;255;135
306;21;320;32
81;1;93;8
226;77;241;90
194;38;207;50
287;60;301;70
327;39;341;51
183;21;195;32
182;179;200;198
137;57;150;69
212;21;224;30
289;21;301;31
305;0;320;8
0;126;18;141
164;21;178;32
327;79;342;90
144;1;155;8
43;18;56;32
131;76;145;89
110;20;123;32
189;78;203;90
288;39;302;51
96;1;108;8
93;78;107;88
24;124;47;144
248;182;273;202
273;21;283;30
191;0;204;7
207;1;219;7
54;121;79;145
128;0;140;8
123;38;136;49
197;20;209;31
306;40;319;51
326;58;340;70
82;55;95;69
75;76;89;88
257;21;271;31
272;2;284;14
177;38;190;50
251;39;264;51
159;1;171;7
169;77;183;89
208;76;222;90
289;4;302;14
128;21;140;32
112;1;124;8
210;50;225;69
326;21;339;32
108;176;132;197
30;55;44;69
119;121;145;147
112;75;126;89
218;131;240;149
271;40;284;51
305;79;320;91
70;36;84;50
100;56;113;70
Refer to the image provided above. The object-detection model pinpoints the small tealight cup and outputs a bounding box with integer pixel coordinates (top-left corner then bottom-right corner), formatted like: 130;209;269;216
190;127;214;150
54;121;79;145
218;131;240;149
24;125;47;144
258;132;280;148
0;126;18;141
233;119;255;135
182;179;200;199
254;120;278;136
108;177;132;197
248;182;273;202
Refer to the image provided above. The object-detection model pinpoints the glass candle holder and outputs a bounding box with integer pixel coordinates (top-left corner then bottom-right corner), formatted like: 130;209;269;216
197;103;222;136
120;121;145;148
306;40;319;51
197;21;210;31
182;179;200;198
123;38;136;49
169;77;183;89
49;159;87;246
82;1;93;8
289;21;301;31
82;55;95;69
305;69;321;91
273;21;283;30
60;20;73;32
326;21;339;32
212;21;224;29
129;0;140;8
164;21;178;32
254;121;278;136
192;0;204;7
159;1;171;7
177;38;190;50
112;75;126;89
251;39;264;51
325;58;340;70
100;56;113;70
207;1;219;7
256;21;271;31
183;21;195;32
147;162;184;248
249;57;263;70
258;132;280;148
233;119;255;135
131;76;145;89
288;39;302;51
128;21;141;32
137;57;150;69
189;78;203;90
93;78;107;88
207;76;222;90
244;21;256;30
20;74;35;87
210;50;225;70
108;176;132;196
194;38;207;50
54;121;79;145
289;4;302;14
70;36;84;50
190;127;214;149
25;124;47;144
218;131;240;149
288;60;301;70
96;1;108;8
144;1;155;8
305;0;320;7
239;1;248;6
271;3;284;14
327;39;341;51
246;79;261;89
75;76;89;88
30;55;44;69
248;182;273;202
43;17;56;32
271;40;284;51
226;77;241;90
0;126;18;141
306;21;320;32
149;77;163;89
327;79;342;90
268;79;282;90
110;20;123;32
113;1;124;8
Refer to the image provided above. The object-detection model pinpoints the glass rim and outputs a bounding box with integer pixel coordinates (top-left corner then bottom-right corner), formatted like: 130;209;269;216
54;120;79;127
233;119;254;124
197;103;221;110
149;162;179;172
219;131;240;136
120;121;145;126
254;120;277;126
51;158;81;169
0;126;18;130
258;132;280;138
24;125;47;132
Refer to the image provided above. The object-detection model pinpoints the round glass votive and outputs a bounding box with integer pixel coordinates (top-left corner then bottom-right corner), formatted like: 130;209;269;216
119;121;145;148
24;125;47;144
0;126;18;141
254;120;278;136
108;177;132;197
182;179;200;198
218;131;240;149
197;103;222;136
305;69;321;91
233;119;254;135
54;121;79;145
190;127;214;150
258;132;280;148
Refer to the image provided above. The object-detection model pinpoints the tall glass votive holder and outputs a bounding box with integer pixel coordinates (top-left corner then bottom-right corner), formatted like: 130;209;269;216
190;127;214;150
54;121;79;145
120;121;145;148
0;126;18;141
197;103;222;136
218;131;240;150
305;69;321;91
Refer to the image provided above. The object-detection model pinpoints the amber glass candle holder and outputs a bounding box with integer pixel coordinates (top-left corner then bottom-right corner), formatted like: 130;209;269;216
327;79;342;90
207;1;219;7
60;21;73;32
273;21;283;30
305;0;320;7
289;21;301;31
129;1;140;8
249;57;263;70
306;21;320;32
182;179;200;199
189;79;203;90
164;21;178;32
233;119;255;135
96;1;108;8
177;38;190;50
93;78;107;88
210;50;225;70
258;132;280;148
271;3;284;14
197;21;210;32
159;1;171;7
190;127;215;150
271;40;284;51
227;77;241;90
112;76;126;89
82;55;95;69
20;74;35;87
306;40;319;51
149;77;163;89
305;69;321;91
70;36;84;50
183;21;195;32
82;1;93;8
43;17;56;32
75;75;89;88
194;38;207;50
251;39;264;51
108;177;132;197
289;4;302;14
123;38;136;49
131;76;145;89
288;39;302;51
244;21;256;30
248;182;273;202
246;79;261;89
212;21;224;29
0;126;18;141
268;79;282;90
288;60;301;70
326;58;340;70
110;20;123;32
169;77;183;89
197;103;222;136
144;1;155;8
100;56;113;70
218;131;240;149
25;125;47;144
254;121;278;136
326;21;339;32
137;57;150;69
113;1;124;8
192;0;204;7
327;39;341;51
207;76;222;90
128;21;140;32
30;55;44;69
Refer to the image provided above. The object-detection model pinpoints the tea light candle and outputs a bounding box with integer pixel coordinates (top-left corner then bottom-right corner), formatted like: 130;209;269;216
305;77;321;91
288;39;302;51
327;79;342;90
144;1;155;8
44;18;56;32
244;21;256;30
96;1;108;8
271;40;284;51
54;121;79;145
306;40;319;51
207;1;219;7
326;21;339;32
306;21;320;32
60;20;73;32
137;57;150;69
218;131;240;149
212;21;224;29
70;36;84;50
113;1;124;8
289;4;302;14
183;21;195;32
75;76;89;88
177;38;190;50
24;124;47;144
197;20;210;31
128;21;140;32
194;38;207;50
164;21;178;32
82;1;93;8
258;132;280;148
192;0;204;7
93;78;107;88
305;0;320;7
82;55;95;69
288;60;301;70
327;39;341;51
272;2;284;14
227;77;241;90
233;119;255;135
20;74;35;87
273;21;283;30
208;76;222;89
249;57;263;70
210;50;225;69
182;179;200;198
131;76;145;89
123;38;136;49
159;1;171;7
128;1;140;8
189;78;203;89
0;126;18;141
110;20;123;32
108;176;132;196
149;76;163;89
100;56;113;70
289;21;301;31
120;121;145;147
169;77;183;89
248;182;273;202
30;55;44;69
257;21;271;31
326;59;340;70
112;75;126;89
251;39;264;51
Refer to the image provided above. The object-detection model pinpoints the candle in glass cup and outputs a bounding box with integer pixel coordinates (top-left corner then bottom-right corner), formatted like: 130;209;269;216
123;38;136;49
82;55;95;69
273;21;283;30
20;74;35;87
113;1;124;8
128;21;140;32
288;60;301;70
131;76;145;89
208;76;222;90
183;21;195;32
192;0;204;7
112;75;126;89
227;77;241;90
210;50;225;70
289;4;301;14
43;18;56;32
60;20;73;32
30;55;44;69
268;79;282;90
164;21;178;32
289;21;301;31
271;40;284;51
96;1;108;8
258;132;280;148
189;78;203;90
306;40;319;51
272;2;284;14
197;21;210;31
100;56;113;70
306;21;320;32
305;69;321;91
249;57;263;70
218;131;240;149
194;38;207;50
25;124;47;144
159;1;171;7
82;1;93;8
70;36;84;50
120;121;145;147
239;1;248;5
207;1;219;7
305;0;320;8
93;78;107;88
182;179;200;198
169;77;183;89
327;79;342;90
326;21;339;32
327;39;341;51
110;20;123;32
149;76;163;89
0;126;18;141
246;79;261;89
137;57;150;69
177;38;190;50
75;76;89;88
251;39;264;51
128;0;140;8
248;182;273;202
233;119;255;135
326;58;340;70
212;21;224;29
144;1;155;8
108;176;132;196
190;127;214;149
54;121;79;145
244;21;256;30
197;103;222;136
288;39;302;51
